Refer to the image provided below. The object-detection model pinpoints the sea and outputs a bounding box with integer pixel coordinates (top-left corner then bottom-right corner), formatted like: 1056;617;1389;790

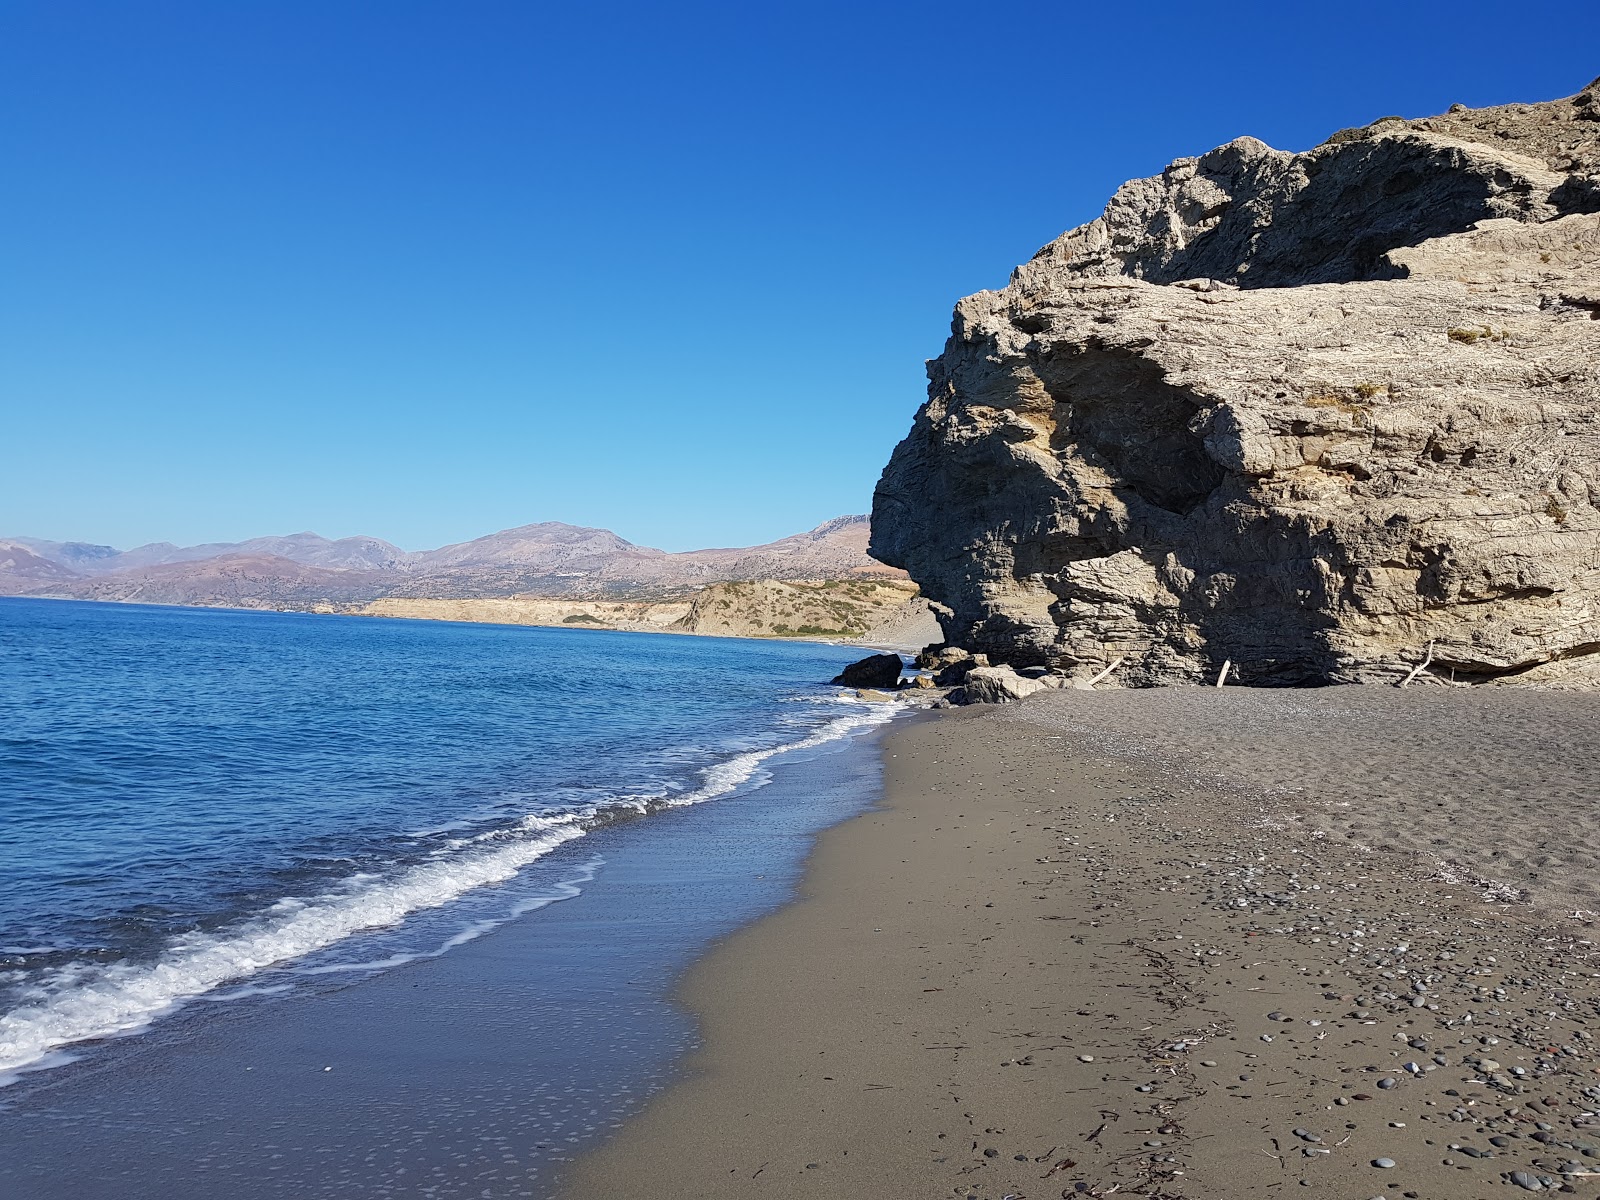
0;597;898;1197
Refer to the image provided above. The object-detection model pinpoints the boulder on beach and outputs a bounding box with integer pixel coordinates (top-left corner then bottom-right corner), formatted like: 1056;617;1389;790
952;665;1049;705
830;652;904;689
931;649;989;686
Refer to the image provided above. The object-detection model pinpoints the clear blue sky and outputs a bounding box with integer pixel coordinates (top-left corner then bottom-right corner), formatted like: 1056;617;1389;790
3;2;1595;551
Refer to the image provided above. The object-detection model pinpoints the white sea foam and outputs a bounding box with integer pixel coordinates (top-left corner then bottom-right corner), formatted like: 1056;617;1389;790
0;702;895;1081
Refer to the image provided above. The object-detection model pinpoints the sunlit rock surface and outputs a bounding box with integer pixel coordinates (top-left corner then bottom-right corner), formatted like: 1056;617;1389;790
873;81;1600;686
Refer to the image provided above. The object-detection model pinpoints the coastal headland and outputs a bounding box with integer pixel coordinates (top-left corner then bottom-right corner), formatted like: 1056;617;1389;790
574;84;1600;1197
568;689;1600;1198
872;79;1600;688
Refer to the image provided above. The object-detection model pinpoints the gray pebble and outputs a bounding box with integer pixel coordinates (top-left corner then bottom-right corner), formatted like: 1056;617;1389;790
1378;1077;1397;1090
1372;1157;1397;1168
1510;1170;1543;1190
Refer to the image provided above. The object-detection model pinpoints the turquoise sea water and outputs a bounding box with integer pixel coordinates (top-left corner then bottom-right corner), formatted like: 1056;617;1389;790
0;598;891;1081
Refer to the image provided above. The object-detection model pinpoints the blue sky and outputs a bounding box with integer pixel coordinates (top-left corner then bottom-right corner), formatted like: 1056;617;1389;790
4;1;1595;552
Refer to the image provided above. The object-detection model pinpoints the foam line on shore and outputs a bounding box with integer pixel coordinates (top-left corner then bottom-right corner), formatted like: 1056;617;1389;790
0;702;898;1083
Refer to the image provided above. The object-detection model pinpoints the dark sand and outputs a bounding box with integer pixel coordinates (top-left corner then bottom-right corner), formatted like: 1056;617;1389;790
569;688;1600;1198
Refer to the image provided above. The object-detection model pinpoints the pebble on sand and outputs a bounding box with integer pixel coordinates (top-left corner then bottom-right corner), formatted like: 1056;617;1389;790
1371;1157;1397;1169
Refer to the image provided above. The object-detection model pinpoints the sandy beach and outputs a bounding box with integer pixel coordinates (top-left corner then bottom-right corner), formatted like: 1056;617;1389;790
568;688;1600;1198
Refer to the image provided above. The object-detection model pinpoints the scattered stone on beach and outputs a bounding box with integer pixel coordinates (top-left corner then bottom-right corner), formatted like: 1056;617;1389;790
951;665;1047;705
570;681;1600;1200
830;653;904;689
931;649;988;686
915;642;963;670
1372;1157;1397;1169
853;689;896;703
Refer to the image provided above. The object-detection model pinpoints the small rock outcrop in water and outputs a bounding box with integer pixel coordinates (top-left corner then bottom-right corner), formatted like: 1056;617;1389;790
831;653;905;689
872;82;1600;686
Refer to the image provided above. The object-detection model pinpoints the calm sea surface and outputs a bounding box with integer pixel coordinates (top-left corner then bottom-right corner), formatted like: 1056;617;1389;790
0;598;890;1082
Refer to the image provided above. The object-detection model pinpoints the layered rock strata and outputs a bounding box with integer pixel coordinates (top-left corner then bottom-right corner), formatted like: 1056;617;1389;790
872;81;1600;686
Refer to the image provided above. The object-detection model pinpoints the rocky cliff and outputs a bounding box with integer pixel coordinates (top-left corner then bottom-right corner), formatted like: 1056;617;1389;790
872;81;1600;687
354;579;934;646
673;578;927;640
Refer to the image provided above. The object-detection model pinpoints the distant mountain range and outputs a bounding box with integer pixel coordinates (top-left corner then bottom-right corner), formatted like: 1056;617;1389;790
0;516;903;609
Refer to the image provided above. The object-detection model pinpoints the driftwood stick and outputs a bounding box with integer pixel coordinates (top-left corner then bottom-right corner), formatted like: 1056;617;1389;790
1083;656;1125;689
1215;659;1231;688
1399;640;1435;688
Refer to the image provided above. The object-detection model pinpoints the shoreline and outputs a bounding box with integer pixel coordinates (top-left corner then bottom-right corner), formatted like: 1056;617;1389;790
0;710;897;1199
0;593;935;655
567;688;1600;1198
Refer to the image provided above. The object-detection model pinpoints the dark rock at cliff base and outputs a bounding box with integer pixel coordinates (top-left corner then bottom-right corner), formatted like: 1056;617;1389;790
871;82;1600;688
831;653;905;689
932;652;989;687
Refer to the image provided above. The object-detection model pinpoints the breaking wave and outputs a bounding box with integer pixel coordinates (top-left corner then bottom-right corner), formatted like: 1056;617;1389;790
0;704;896;1082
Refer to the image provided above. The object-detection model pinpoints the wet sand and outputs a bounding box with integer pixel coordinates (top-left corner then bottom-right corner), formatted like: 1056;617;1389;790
568;688;1600;1198
0;730;887;1200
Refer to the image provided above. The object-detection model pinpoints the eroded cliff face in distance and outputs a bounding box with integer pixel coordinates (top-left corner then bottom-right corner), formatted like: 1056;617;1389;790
871;81;1600;687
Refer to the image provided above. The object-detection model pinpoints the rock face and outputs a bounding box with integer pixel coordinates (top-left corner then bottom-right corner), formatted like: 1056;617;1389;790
675;579;922;639
872;82;1600;687
357;580;931;644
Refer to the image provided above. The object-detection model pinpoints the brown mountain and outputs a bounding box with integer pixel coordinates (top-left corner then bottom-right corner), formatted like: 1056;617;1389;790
14;532;410;574
0;541;84;595
3;516;903;609
62;554;390;608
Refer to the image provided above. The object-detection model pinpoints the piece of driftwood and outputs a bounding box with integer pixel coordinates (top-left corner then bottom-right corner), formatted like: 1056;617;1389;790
1083;656;1125;689
1398;640;1435;688
1215;659;1231;688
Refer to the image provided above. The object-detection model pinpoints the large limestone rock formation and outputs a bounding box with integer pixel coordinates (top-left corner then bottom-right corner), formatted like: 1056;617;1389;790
872;81;1600;687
